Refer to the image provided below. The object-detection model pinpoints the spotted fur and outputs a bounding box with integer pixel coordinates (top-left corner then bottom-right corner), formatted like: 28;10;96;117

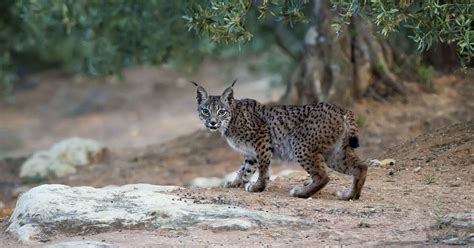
193;83;367;200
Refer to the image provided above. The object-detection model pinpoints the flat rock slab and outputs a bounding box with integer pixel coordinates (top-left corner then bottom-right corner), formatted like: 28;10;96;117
45;240;119;248
442;212;474;229
7;184;306;243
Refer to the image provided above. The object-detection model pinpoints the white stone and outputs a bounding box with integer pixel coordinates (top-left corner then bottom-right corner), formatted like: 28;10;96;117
369;159;395;167
207;218;256;232
442;212;474;229
222;171;258;186
285;171;308;181
441;238;467;245
19;137;108;178
369;159;382;167
45;241;119;248
49;137;106;166
7;184;305;243
223;171;238;183
277;169;300;177
276;169;308;179
19;150;75;178
380;159;396;166
190;177;223;188
271;175;284;182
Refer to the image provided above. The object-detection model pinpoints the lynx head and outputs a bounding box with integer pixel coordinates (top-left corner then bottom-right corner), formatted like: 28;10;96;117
192;80;237;133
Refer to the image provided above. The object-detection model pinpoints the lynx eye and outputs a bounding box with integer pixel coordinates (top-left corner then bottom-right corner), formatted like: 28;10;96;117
217;109;226;116
201;109;210;116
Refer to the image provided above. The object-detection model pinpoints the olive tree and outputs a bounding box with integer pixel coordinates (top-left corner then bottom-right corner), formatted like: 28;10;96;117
185;0;473;104
2;0;472;104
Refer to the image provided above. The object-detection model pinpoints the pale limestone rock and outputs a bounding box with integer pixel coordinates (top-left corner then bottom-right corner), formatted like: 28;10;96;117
286;171;309;181
49;137;107;166
45;241;119;248
19;137;108;178
276;169;301;178
368;159;382;167
7;184;305;243
380;159;396;166
206;218;256;232
190;177;223;188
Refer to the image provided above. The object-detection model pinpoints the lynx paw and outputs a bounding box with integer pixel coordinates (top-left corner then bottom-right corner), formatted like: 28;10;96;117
336;186;358;201
289;186;309;198
244;181;266;192
223;178;244;188
222;172;245;188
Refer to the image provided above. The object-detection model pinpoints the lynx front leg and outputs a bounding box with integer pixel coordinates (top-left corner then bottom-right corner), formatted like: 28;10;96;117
245;137;272;193
224;157;257;188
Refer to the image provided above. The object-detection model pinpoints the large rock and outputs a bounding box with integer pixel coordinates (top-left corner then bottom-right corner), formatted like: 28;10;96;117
45;241;119;248
441;212;474;229
19;137;108;178
189;177;223;188
7;184;306;243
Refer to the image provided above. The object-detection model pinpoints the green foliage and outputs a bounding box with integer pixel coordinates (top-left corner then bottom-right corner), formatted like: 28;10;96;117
356;115;366;127
1;0;298;97
183;0;309;44
1;0;196;95
12;0;200;74
0;0;228;96
21;174;48;184
1;0;471;97
331;0;474;68
416;58;436;92
186;0;472;67
424;174;436;185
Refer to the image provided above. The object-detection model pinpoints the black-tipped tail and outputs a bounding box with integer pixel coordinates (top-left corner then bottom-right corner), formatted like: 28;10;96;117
349;136;359;148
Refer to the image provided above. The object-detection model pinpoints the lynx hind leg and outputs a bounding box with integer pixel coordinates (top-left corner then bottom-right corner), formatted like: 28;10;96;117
223;157;257;188
327;146;367;200
290;154;330;198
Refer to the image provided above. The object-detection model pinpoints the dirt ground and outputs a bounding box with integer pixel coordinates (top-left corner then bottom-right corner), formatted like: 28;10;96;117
0;65;473;247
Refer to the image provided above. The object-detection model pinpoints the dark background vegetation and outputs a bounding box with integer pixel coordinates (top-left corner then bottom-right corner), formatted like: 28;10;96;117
1;0;472;100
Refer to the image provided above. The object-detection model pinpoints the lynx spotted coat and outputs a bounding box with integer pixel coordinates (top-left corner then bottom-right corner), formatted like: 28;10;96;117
193;81;367;200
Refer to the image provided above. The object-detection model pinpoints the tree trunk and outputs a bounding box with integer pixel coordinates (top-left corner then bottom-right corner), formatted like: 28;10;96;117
280;0;405;106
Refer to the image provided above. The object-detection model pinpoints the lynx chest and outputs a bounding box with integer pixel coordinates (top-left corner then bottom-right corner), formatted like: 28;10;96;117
226;137;256;157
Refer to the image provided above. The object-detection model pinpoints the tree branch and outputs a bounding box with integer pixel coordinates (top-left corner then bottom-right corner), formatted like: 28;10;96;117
272;22;303;61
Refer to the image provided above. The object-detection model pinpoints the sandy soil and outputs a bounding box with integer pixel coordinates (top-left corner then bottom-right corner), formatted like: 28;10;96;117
0;66;472;247
1;121;472;247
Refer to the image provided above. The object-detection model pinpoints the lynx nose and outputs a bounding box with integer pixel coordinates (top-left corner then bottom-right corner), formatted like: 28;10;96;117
210;120;217;126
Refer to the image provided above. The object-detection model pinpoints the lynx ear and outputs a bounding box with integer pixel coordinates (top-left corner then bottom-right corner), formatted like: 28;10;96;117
221;87;234;106
196;86;208;105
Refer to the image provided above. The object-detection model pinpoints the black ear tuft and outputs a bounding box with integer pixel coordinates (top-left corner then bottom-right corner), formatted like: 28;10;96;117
190;81;199;87
221;87;234;106
196;86;208;105
231;79;237;87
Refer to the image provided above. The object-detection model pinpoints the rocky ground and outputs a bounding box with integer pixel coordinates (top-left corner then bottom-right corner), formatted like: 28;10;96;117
0;67;473;247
